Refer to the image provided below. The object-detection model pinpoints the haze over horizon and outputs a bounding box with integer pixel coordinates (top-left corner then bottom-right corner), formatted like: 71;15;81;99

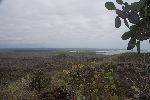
0;0;149;50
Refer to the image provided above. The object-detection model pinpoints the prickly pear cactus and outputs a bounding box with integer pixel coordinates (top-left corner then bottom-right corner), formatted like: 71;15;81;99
105;0;150;54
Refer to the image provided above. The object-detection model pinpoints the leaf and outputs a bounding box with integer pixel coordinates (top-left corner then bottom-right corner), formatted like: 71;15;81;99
113;95;119;100
115;16;121;28
77;96;81;100
105;72;112;77
127;38;136;50
116;0;123;4
111;84;116;90
128;12;140;24
94;74;98;78
124;19;129;28
130;2;142;13
131;86;140;92
124;4;131;12
116;9;128;19
130;25;137;30
121;31;131;40
105;2;116;10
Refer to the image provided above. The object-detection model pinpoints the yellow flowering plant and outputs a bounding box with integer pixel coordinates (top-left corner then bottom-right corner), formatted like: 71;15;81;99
62;62;119;99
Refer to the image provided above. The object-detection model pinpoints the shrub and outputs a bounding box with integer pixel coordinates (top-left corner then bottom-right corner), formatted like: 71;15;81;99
62;62;119;100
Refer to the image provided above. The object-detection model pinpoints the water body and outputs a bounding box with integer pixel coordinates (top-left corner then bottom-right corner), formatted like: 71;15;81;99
0;48;149;55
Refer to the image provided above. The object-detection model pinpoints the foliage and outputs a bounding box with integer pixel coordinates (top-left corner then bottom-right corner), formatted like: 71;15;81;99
40;86;74;100
29;70;52;94
62;62;119;99
105;0;150;54
1;53;150;99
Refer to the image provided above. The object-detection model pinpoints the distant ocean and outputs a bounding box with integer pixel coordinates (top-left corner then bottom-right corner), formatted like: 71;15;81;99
69;49;137;55
0;48;149;55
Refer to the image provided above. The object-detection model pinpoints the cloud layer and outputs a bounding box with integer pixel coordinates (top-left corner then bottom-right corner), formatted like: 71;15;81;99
0;0;149;49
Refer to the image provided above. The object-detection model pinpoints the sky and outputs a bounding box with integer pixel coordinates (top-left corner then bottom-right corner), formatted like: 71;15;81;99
0;0;149;49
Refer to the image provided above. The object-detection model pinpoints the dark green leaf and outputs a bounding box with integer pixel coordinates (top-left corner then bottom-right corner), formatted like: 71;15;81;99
130;25;137;30
116;9;128;19
131;2;143;13
127;38;136;50
105;2;116;10
116;0;123;4
128;12;140;24
115;16;121;28
124;3;131;12
121;31;132;40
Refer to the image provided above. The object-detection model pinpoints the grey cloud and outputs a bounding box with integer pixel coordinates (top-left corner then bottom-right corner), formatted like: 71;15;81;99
0;0;149;49
0;36;23;41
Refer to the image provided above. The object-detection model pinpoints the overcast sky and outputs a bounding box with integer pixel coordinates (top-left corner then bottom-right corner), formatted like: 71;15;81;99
0;0;148;49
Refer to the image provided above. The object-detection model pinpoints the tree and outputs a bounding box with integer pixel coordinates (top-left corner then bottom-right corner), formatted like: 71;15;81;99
105;0;150;54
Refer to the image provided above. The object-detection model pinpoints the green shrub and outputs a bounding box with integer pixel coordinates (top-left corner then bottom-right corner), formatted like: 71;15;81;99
62;62;119;100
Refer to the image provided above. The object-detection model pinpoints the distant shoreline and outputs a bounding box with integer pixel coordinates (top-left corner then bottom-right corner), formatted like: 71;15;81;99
0;48;146;55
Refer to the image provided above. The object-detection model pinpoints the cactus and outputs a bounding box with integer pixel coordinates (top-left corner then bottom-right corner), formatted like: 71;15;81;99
105;0;150;54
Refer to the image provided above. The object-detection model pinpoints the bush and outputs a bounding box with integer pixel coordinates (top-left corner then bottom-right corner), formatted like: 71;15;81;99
62;62;119;100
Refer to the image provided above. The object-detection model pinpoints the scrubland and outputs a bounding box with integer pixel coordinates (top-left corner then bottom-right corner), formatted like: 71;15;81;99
0;52;150;100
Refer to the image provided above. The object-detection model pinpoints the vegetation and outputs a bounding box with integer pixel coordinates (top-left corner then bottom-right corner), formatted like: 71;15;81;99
105;0;150;54
62;62;118;99
0;52;150;99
